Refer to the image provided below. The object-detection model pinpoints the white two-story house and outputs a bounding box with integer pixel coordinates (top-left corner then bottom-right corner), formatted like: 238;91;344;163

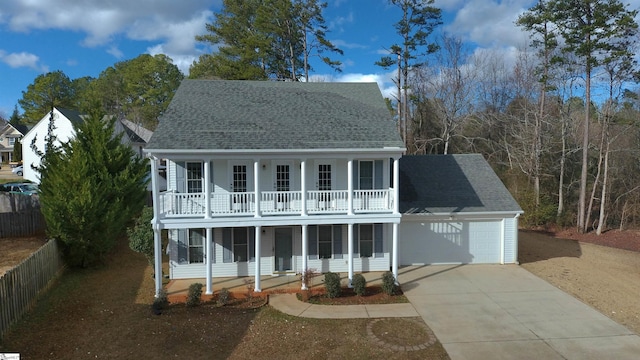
145;79;523;297
145;80;406;296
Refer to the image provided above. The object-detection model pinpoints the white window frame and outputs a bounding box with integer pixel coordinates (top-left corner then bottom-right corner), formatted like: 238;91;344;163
232;227;249;262
359;160;375;190
186;162;203;193
358;224;374;258
317;225;333;259
188;228;205;264
315;160;336;190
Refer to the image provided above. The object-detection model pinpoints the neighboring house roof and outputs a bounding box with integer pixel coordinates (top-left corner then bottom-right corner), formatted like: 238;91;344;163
399;154;523;215
146;80;404;151
115;119;153;144
56;108;84;125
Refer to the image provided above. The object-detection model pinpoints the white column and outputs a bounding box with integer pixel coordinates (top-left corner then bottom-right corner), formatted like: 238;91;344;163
204;160;211;219
301;224;308;290
205;227;213;294
393;157;400;214
301;159;307;216
348;223;354;288
392;223;399;285
254;226;262;292
153;227;162;297
347;158;354;215
149;157;161;220
254;160;261;217
150;156;163;297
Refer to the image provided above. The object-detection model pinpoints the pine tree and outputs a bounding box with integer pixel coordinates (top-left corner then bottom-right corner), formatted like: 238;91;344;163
37;106;149;268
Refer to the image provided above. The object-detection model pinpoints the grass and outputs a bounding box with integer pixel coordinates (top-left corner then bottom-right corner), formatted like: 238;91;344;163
0;238;449;359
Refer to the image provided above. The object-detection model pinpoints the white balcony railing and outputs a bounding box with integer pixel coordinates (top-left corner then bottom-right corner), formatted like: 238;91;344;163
159;189;394;218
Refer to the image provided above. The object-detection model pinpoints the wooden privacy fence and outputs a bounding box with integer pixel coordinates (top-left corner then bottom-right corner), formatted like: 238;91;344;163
0;210;46;238
0;239;64;340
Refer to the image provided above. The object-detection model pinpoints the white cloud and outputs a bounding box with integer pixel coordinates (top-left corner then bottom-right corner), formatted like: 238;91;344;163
147;44;196;75
107;45;124;59
0;50;47;72
1;0;217;61
331;39;367;50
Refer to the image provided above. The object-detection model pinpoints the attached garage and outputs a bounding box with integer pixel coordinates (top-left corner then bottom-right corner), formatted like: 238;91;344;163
398;155;522;265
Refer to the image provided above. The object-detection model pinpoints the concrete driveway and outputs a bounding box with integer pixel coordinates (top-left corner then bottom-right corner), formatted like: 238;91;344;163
398;265;640;360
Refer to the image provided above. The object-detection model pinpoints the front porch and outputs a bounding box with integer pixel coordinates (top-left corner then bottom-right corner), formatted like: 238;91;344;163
165;271;390;303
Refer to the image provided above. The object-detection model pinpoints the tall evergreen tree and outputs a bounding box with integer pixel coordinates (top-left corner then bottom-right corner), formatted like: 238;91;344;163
36;106;148;268
547;0;638;232
192;0;341;81
376;0;442;146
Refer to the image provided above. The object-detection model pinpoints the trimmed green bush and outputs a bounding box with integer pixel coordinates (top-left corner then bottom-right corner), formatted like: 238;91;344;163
186;283;203;307
152;288;169;314
352;273;366;296
381;271;397;296
324;272;342;298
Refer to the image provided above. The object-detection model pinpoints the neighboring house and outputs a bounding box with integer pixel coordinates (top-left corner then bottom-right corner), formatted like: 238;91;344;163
144;79;522;297
0;122;28;164
22;108;83;183
21;107;155;184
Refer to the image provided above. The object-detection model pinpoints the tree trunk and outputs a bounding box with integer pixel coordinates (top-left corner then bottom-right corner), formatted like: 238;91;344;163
596;140;610;235
577;60;591;233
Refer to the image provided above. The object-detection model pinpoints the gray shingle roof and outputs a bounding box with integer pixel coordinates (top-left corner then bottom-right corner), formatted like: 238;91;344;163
146;80;404;151
400;154;523;215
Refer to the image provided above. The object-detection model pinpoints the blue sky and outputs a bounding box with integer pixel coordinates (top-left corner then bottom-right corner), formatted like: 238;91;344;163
3;0;634;119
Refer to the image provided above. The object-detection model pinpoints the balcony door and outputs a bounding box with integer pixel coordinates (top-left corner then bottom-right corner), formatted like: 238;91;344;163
273;161;293;210
230;161;252;211
315;160;335;208
274;227;293;272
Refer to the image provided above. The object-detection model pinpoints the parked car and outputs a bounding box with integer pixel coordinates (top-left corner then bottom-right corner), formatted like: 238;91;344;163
0;182;38;195
12;165;23;176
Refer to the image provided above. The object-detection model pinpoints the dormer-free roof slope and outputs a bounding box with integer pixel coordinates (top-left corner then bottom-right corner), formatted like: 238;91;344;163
400;154;523;215
146;80;404;151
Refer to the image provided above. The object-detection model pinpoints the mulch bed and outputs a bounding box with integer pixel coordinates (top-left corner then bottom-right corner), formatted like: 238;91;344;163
301;286;408;305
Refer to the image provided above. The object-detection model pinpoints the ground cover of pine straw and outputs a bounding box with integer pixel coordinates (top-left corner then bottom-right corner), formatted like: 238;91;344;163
0;237;448;360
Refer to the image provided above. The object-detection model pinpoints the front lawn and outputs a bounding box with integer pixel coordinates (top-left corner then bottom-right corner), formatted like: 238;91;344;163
0;238;449;359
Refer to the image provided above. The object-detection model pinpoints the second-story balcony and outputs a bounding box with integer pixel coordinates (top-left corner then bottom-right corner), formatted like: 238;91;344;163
159;189;395;218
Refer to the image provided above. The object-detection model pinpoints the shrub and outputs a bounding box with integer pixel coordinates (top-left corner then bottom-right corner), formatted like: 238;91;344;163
186;283;203;307
324;272;342;298
217;288;230;306
127;206;154;266
381;271;397;296
152;288;169;314
300;267;318;289
352;273;366;296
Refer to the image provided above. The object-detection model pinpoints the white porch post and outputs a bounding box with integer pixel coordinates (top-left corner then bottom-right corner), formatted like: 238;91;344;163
204;160;211;218
254;160;261;217
150;156;163;297
393;157;400;214
153;228;162;297
392;222;399;285
301;224;308;290
205;227;213;294
348;223;354;287
301;159;307;216
347;158;354;215
254;226;262;292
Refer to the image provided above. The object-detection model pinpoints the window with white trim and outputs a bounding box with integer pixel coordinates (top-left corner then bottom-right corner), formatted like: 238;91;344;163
318;225;333;259
8;137;16;146
186;162;203;193
233;227;248;262
359;224;374;258
318;164;332;190
359;161;374;190
233;165;247;192
188;229;205;263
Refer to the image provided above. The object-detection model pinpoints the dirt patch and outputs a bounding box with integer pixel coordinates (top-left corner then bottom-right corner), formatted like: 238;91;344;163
519;229;640;334
0;236;47;277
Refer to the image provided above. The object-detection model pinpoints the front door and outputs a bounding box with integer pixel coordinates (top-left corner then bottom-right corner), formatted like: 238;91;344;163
274;227;293;272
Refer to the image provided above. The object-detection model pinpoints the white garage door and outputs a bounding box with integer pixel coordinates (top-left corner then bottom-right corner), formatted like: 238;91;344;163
400;220;502;265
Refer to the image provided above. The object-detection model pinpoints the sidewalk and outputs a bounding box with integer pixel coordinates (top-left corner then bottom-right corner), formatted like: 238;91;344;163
269;293;419;319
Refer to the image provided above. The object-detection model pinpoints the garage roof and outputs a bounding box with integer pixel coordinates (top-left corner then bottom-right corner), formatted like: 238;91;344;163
399;154;523;215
